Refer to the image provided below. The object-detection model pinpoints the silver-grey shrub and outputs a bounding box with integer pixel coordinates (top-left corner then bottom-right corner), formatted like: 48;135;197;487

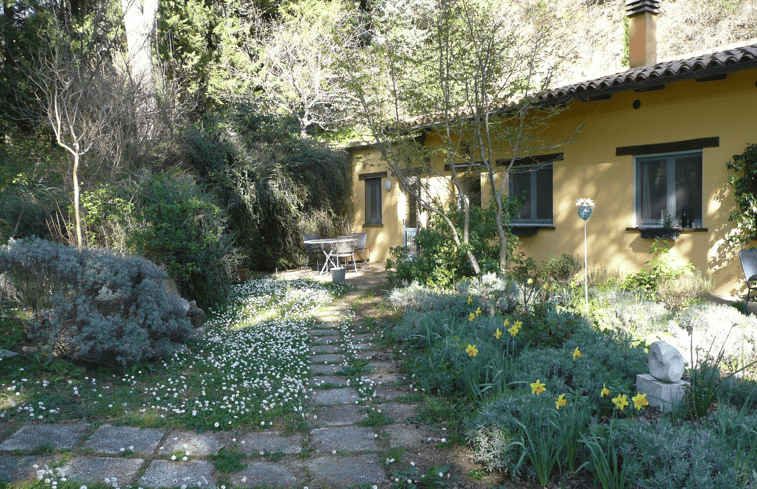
0;237;192;365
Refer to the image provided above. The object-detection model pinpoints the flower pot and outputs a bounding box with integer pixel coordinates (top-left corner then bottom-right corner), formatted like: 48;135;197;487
234;268;250;282
331;267;346;284
639;227;681;240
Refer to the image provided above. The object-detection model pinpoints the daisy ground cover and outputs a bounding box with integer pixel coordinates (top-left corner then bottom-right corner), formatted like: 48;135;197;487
0;278;344;432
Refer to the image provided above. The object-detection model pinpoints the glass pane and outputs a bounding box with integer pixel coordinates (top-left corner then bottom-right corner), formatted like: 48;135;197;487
535;166;553;220
675;155;702;223
406;179;418;228
638;158;667;222
366;179;381;223
465;176;482;209
510;171;531;219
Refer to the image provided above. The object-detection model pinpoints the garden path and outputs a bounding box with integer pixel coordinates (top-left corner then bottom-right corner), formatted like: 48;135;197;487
0;265;456;489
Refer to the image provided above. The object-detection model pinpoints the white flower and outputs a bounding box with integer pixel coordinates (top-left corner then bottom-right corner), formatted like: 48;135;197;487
576;198;595;207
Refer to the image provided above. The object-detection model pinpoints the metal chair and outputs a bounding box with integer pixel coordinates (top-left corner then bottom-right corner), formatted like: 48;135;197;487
351;232;370;268
332;236;358;272
303;233;322;271
739;249;757;306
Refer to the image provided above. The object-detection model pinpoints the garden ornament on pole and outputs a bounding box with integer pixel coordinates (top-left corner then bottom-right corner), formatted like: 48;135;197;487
576;198;594;315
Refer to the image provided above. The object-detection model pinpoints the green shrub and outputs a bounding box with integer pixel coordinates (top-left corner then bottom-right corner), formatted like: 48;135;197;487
0;237;193;366
81;171;238;310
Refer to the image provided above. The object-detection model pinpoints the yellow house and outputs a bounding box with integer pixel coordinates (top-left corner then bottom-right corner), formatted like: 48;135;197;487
348;2;757;298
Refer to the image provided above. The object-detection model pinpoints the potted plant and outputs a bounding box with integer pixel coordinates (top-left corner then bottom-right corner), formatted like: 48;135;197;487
640;212;682;240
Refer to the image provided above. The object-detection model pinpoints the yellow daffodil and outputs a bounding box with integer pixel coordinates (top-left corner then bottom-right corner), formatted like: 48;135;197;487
530;379;546;395
573;347;582;361
601;384;610;397
494;328;503;339
555;393;567;409
476;307;482;316
468;312;476;322
508;320;522;337
467;296;473;304
504;319;510;327
612;394;629;411
466;344;478;357
632;392;649;410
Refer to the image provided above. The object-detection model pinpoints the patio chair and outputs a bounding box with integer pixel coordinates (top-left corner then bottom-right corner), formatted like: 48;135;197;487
740;249;757;306
351;232;371;268
333;236;358;272
303;233;322;271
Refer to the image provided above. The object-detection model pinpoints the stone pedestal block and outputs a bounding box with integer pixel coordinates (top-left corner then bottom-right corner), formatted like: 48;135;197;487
637;373;689;412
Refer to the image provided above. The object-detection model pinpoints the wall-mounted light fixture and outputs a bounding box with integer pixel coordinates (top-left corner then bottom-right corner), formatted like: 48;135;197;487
385;180;392;190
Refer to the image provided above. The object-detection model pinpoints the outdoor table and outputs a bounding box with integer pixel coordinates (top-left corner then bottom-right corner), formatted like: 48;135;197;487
304;237;356;274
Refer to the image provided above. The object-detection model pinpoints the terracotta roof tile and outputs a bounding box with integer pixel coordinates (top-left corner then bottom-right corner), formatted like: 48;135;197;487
541;43;757;100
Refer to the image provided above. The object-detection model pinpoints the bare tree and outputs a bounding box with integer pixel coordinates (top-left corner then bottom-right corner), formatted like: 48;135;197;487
343;0;582;273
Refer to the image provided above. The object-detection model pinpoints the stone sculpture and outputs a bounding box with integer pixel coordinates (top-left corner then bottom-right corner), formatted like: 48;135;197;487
648;340;685;383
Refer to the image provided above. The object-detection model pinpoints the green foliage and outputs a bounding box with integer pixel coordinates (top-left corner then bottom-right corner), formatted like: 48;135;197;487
210;446;247;474
726;143;757;245
622;239;696;300
391;463;450;489
181;110;352;271
0;237;193;366
81;171;237;310
387;202;518;288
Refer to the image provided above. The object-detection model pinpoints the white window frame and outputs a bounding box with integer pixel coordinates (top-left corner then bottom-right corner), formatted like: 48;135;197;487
634;150;702;227
509;163;553;224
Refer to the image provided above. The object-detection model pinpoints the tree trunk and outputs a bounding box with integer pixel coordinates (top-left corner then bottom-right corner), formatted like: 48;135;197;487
73;152;83;250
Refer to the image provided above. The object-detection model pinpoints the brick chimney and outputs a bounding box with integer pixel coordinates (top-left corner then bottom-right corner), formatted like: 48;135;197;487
626;0;660;68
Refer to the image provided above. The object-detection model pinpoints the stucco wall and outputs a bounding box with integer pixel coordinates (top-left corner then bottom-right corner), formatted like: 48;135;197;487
349;69;757;297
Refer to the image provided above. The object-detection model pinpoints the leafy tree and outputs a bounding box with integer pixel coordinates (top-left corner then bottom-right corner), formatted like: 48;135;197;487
726;143;757;245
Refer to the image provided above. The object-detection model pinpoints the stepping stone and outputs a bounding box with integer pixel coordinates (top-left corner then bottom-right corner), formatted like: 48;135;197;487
377;403;417;423
228;461;298;488
311;364;342;375
311;353;344;364
356;351;380;360
237;431;303;455
310;376;349;387
139;460;216;488
311;335;341;345
385;424;442;447
367;372;408;385
313;404;368;426
0;455;50;483
374;387;409;401
310;426;379;452
307;454;388;487
84;426;164;455
311;344;341;354
159;431;225;457
310;329;340;337
351;334;375;342
352;342;374;350
0;424;87;451
367;361;398;374
312;388;359;405
61;457;144;485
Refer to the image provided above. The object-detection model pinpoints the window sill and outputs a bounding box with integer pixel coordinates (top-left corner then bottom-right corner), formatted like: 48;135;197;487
363;223;383;228
511;224;555;237
628;227;708;240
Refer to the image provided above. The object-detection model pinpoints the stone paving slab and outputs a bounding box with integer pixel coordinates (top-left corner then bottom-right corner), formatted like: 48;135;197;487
374;387;410;400
310;344;341;354
356;351;379;360
237;431;303;455
311;335;341;345
312;387;359;405
311;353;344;364
367;372;408;385
310;426;379;452
0;423;88;452
159;431;225;457
385;424;443;448
62;457;144;485
84;426;164;455
351;334;376;342
0;455;50;483
307;454;388;488
309;329;340;337
314;404;368;426
227;461;298;488
353;342;374;350
139;460;216;488
311;375;349;387
311;364;343;375
367;361;399;374
376;403;417;423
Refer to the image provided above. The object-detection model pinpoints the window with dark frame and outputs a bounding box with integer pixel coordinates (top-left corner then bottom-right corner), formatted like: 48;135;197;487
365;177;382;225
509;164;553;223
635;151;702;227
